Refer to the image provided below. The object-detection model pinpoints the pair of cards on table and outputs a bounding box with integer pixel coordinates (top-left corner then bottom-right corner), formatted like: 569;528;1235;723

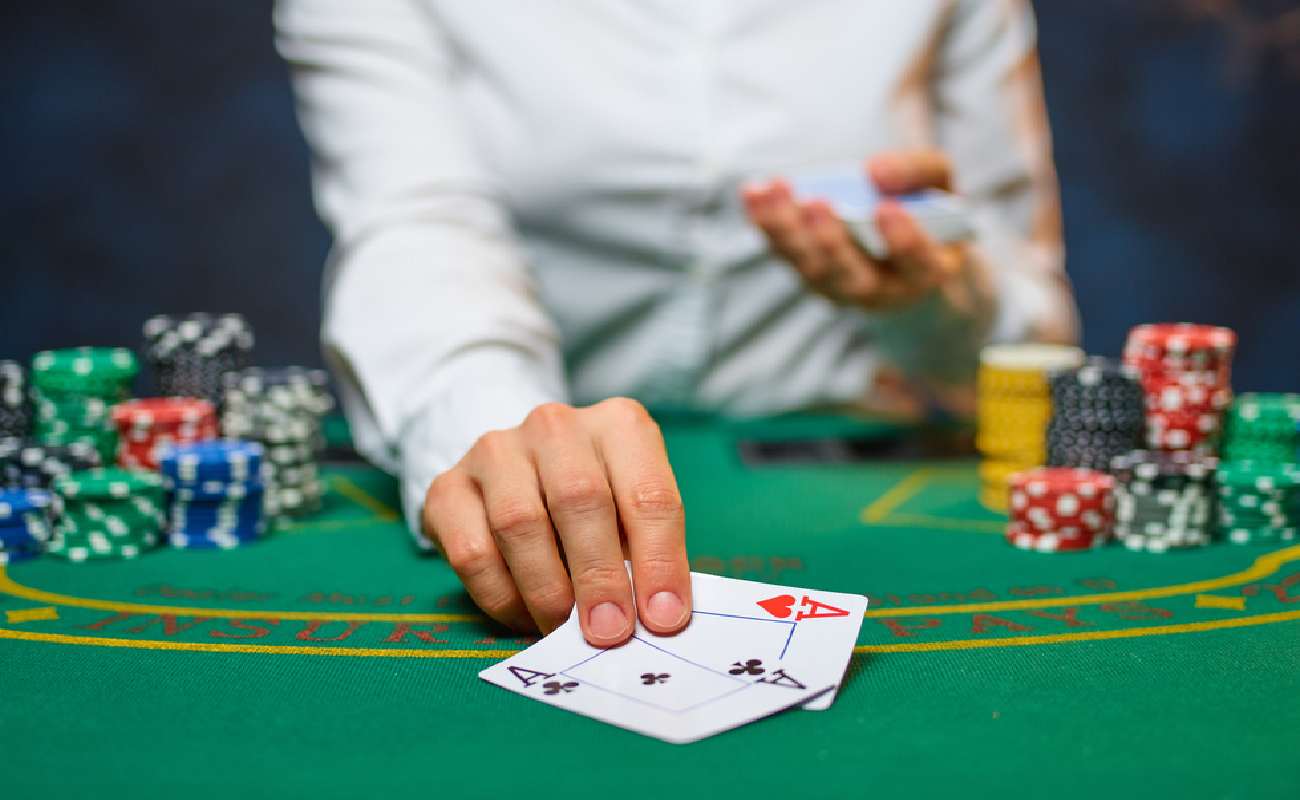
789;169;974;258
480;571;868;744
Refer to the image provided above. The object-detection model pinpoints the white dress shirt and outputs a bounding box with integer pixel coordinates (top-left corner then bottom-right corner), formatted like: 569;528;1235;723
275;0;1078;540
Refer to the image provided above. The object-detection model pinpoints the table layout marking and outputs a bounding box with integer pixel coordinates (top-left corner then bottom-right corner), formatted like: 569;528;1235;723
5;606;58;624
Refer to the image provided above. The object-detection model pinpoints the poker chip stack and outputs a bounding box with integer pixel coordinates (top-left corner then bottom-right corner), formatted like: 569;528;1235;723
160;440;268;549
142;313;254;406
1045;358;1146;471
1221;393;1300;465
221;367;333;517
1214;460;1300;545
1109;450;1218;552
976;344;1085;510
1005;467;1115;552
0;489;53;564
0;361;30;438
111;397;218;470
47;468;166;562
30;347;138;464
0;439;101;490
1123;324;1235;452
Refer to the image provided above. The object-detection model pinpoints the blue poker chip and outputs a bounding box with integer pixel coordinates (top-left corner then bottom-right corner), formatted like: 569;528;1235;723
170;511;264;532
169;494;264;514
158;440;264;484
0;489;52;522
168;524;265;549
0;546;42;564
169;495;264;520
166;479;265;502
0;513;51;547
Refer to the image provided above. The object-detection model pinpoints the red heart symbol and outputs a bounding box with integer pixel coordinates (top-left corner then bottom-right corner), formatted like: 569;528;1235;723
756;594;796;619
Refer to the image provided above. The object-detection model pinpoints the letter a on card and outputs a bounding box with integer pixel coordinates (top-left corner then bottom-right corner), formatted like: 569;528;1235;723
795;595;849;621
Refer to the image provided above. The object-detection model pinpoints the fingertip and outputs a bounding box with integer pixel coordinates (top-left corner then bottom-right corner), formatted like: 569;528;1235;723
740;181;768;208
769;178;794;202
868;154;904;192
642;589;691;634
584;600;633;647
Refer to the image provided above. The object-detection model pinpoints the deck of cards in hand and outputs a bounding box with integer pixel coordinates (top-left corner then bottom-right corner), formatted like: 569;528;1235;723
789;169;974;258
480;571;867;744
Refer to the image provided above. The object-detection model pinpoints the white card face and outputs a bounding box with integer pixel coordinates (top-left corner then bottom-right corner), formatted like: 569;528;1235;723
683;571;868;711
478;572;867;743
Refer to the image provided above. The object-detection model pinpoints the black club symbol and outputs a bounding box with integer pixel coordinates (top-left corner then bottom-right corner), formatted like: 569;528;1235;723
542;680;578;695
640;672;670;685
729;659;765;676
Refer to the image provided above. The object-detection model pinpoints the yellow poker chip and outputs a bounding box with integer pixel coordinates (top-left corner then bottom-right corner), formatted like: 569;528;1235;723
979;487;1010;512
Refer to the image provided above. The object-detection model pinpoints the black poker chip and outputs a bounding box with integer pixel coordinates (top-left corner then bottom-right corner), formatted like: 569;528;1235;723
1045;358;1146;470
142;313;254;405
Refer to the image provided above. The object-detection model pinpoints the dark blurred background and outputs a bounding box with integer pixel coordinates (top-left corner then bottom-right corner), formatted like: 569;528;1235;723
3;1;1298;390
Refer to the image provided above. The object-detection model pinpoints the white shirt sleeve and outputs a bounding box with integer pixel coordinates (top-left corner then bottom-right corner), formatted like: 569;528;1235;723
274;0;567;542
869;0;1079;385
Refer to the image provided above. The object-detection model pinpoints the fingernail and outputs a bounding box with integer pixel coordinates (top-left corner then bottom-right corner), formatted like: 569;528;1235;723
588;602;629;641
646;591;687;630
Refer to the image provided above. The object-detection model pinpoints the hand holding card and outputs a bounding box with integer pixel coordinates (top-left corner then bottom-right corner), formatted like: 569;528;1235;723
479;571;867;743
788;169;974;259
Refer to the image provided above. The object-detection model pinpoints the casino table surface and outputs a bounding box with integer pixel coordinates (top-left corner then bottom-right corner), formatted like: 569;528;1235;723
2;413;1297;799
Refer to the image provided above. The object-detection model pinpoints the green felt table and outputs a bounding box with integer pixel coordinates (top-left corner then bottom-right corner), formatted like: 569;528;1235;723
2;413;1298;799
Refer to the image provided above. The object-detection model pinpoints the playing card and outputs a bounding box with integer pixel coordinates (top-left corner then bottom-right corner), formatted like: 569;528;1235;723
479;571;867;743
685;571;868;711
789;169;974;258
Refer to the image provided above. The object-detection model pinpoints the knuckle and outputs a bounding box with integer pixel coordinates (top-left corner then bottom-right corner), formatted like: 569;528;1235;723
635;550;687;581
488;501;550;544
476;591;518;621
525;402;575;434
526;582;574;622
627;481;683;521
571;562;629;595
551;475;612;515
598;396;652;427
444;538;496;581
471;429;515;462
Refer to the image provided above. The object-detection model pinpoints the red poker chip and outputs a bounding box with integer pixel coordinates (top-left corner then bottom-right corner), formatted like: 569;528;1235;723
122;421;218;444
1142;381;1232;413
1004;522;1108;553
1124;323;1236;357
1147;409;1221;434
1008;467;1115;497
1008;467;1115;531
112;397;216;428
115;417;218;470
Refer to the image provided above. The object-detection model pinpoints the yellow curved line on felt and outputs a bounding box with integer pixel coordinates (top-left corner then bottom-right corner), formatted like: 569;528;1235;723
865;543;1300;617
4;606;1300;657
0;567;481;623
855;606;1300;652
4;542;1299;624
327;474;400;521
0;628;515;658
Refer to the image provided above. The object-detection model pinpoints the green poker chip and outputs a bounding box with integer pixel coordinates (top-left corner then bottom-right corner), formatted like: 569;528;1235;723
55;468;164;499
31;347;138;382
